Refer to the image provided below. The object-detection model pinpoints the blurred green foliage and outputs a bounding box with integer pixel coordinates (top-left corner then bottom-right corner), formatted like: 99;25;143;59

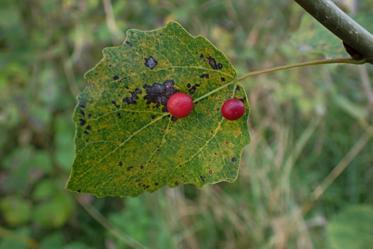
0;0;372;248
326;205;373;249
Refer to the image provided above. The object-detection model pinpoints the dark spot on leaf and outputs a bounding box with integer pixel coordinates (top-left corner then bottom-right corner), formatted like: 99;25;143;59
113;75;119;80
77;189;81;192
231;157;237;162
118;161;123;166
86;125;91;130
207;56;222;70
125;40;132;47
221;77;225;81
144;80;177;110
157;96;168;105
187;83;191;88
127;166;133;171
200;73;209;79
140;165;144;169
123;88;141;105
79;119;86;126
200;175;206;182
199;53;204;59
78;98;87;109
164;80;174;88
144;56;157;69
188;85;197;94
117;112;121;118
135;88;142;94
111;100;120;108
155;182;159;186
174;181;179;185
78;97;87;118
150;114;156;119
84;130;89;135
187;83;200;94
88;113;92;118
123;96;137;104
207;56;217;69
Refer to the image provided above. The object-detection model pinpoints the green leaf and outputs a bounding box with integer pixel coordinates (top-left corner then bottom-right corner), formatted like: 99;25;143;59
39;233;64;249
326;205;373;249
55;115;75;171
32;179;57;201
33;192;74;228
0;196;31;226
0;227;30;249
66;22;249;197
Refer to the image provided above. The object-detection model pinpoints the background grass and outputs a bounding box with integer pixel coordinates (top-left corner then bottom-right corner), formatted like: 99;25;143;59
0;0;372;248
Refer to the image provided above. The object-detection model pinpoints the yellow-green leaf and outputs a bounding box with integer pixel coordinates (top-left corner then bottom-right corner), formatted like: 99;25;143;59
66;22;249;197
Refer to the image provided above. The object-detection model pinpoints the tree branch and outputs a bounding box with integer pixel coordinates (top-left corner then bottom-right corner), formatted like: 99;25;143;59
294;0;373;63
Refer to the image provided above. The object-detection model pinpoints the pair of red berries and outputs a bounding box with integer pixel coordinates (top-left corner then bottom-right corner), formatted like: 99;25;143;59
167;92;245;120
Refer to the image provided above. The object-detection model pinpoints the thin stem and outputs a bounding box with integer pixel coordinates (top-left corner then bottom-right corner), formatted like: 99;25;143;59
359;65;373;109
237;57;365;82
194;57;365;104
302;133;370;214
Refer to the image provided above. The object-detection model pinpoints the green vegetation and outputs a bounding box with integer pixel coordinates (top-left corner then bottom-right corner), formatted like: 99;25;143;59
1;0;372;248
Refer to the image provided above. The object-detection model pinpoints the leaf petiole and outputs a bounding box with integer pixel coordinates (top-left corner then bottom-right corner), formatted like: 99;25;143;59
194;57;366;104
237;57;366;82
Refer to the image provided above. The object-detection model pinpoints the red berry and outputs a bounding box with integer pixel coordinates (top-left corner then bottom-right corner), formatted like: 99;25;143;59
221;98;245;120
167;92;193;118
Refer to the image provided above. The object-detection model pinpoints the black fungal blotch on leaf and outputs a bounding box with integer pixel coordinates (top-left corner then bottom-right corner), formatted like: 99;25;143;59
144;56;158;69
207;56;223;70
67;21;249;198
187;83;201;94
123;88;142;105
143;80;177;111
